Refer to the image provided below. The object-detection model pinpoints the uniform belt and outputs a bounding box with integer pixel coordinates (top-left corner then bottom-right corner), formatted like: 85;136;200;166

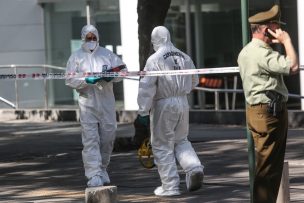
247;103;269;107
247;102;286;108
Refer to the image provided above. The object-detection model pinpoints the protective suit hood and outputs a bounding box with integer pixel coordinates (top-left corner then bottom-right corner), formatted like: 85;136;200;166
81;25;100;41
151;26;172;51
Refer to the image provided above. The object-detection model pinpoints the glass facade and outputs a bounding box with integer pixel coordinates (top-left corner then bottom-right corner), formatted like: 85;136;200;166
41;0;300;110
43;0;123;107
166;0;299;109
167;0;244;109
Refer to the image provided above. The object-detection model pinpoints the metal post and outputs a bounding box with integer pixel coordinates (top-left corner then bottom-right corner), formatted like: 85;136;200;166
194;1;202;68
185;0;196;109
86;0;91;25
43;65;48;109
241;0;255;202
232;76;237;110
14;66;19;109
43;4;55;108
246;126;255;203
194;0;205;108
241;0;249;47
277;162;290;203
224;77;229;110
185;0;192;56
214;91;219;110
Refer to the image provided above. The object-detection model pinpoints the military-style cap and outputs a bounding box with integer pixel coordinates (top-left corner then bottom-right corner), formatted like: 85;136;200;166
248;5;286;25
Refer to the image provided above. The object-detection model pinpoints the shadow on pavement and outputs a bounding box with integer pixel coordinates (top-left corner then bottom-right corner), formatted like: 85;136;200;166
0;122;303;202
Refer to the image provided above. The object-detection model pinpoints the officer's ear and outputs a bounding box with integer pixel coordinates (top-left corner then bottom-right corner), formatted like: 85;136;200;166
250;24;259;33
250;24;265;34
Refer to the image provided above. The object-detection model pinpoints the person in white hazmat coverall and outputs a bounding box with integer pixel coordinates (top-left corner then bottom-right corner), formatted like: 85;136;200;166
137;26;204;196
65;24;127;187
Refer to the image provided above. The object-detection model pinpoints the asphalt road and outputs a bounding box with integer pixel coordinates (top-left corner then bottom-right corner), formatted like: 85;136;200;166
0;121;303;203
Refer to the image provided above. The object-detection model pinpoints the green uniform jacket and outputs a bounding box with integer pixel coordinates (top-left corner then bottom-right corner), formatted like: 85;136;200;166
238;38;291;105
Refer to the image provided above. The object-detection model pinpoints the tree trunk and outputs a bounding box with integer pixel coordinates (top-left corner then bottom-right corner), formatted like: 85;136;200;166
137;0;171;70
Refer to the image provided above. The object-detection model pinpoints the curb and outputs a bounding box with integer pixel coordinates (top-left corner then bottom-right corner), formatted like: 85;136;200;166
1;109;304;128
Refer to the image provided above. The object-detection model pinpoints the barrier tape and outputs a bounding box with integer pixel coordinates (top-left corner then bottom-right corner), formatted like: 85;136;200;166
0;66;303;80
0;67;240;80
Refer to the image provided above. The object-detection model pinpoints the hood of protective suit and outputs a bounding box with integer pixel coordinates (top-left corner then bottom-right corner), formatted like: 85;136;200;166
151;26;172;52
81;25;100;42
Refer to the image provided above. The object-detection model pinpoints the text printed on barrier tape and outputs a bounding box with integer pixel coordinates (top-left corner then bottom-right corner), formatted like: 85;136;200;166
0;67;240;80
1;66;303;80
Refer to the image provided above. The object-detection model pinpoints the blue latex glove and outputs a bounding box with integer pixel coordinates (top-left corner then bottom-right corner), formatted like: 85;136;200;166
137;115;149;127
85;77;102;84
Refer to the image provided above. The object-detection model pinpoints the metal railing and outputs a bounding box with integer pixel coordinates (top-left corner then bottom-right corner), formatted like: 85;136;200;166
0;64;66;109
0;96;15;108
195;86;304;111
195;86;243;110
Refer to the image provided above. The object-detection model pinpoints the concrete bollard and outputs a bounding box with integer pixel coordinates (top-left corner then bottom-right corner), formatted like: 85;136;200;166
85;186;117;203
277;162;290;203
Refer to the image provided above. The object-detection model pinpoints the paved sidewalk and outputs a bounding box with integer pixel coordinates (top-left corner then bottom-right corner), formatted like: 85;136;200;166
0;122;303;202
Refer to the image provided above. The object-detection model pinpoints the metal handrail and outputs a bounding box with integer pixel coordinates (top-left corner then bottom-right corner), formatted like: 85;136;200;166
0;97;16;108
195;86;304;110
195;86;243;93
288;93;304;99
195;86;243;110
0;64;66;70
0;64;66;109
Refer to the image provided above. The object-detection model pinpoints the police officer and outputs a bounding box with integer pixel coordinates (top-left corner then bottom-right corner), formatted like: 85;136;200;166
238;4;299;203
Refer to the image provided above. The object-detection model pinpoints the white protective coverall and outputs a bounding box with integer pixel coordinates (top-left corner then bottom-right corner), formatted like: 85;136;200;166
65;25;126;186
137;26;204;195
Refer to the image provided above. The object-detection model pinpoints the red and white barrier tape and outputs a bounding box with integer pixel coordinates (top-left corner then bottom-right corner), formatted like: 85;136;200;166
1;66;303;80
0;67;240;80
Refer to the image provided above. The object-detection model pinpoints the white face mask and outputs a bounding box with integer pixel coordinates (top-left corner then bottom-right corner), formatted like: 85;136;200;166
84;41;97;51
152;43;161;52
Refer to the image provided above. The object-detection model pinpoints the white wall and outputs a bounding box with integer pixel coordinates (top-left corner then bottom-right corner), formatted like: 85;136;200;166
298;0;304;110
0;0;45;64
119;0;139;110
0;0;46;108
